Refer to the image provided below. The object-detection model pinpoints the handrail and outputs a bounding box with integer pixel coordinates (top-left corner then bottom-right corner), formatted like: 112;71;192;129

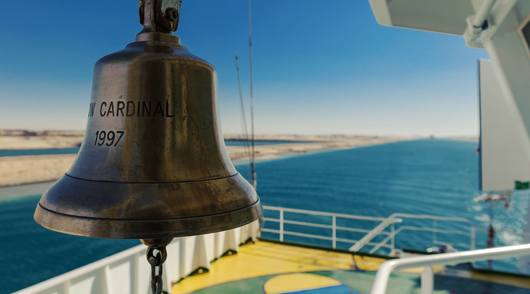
263;205;388;221
355;213;475;253
349;218;401;252
263;205;393;250
17;221;260;294
370;228;397;254
262;206;475;254
370;243;530;294
389;213;470;223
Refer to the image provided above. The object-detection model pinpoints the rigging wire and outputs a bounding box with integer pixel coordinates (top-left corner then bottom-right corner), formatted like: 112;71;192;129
234;56;252;164
248;0;257;188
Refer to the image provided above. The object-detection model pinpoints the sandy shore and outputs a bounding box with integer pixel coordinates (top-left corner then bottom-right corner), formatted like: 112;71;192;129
0;130;411;187
0;130;83;149
0;155;74;187
226;135;405;161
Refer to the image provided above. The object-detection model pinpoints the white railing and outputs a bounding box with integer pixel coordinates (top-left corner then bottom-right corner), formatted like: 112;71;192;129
261;206;475;255
16;221;259;294
350;217;401;252
364;213;476;254
262;205;394;251
16;206;481;293
370;243;530;294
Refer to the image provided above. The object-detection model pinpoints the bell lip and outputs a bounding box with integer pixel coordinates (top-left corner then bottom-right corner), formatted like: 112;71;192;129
38;173;257;220
34;199;262;239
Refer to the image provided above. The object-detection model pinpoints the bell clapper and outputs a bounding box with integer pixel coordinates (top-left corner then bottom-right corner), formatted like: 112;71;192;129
142;238;172;294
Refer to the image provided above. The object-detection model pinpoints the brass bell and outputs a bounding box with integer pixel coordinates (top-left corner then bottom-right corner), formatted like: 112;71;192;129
34;0;261;241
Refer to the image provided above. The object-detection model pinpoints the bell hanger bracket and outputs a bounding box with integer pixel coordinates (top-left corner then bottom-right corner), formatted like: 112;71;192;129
140;0;182;33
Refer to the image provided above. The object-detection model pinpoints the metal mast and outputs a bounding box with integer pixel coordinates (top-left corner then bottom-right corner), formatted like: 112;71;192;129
234;56;252;164
248;0;257;189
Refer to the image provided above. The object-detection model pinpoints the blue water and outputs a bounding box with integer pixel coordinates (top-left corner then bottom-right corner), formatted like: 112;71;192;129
241;140;528;272
224;139;310;147
1;140;527;292
0;147;80;157
0;197;137;293
0;140;304;157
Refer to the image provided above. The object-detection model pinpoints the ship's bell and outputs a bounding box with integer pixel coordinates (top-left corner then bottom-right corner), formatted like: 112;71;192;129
34;1;261;240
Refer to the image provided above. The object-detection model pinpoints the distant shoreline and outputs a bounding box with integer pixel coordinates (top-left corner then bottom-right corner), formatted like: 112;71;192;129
0;140;408;198
0;135;408;188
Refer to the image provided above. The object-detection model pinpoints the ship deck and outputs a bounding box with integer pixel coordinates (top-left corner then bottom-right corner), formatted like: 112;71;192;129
172;240;530;294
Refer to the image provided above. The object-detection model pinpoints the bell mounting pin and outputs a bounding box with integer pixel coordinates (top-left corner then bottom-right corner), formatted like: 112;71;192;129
140;0;183;33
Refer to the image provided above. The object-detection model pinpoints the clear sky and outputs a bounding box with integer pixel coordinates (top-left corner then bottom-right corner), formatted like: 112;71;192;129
0;0;485;136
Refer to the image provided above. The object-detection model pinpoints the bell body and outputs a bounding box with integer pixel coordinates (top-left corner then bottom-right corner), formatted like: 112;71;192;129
34;32;261;239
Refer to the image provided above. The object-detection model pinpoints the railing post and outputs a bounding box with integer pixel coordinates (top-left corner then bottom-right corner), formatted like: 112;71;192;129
131;253;140;294
470;226;476;250
433;220;437;246
279;209;284;242
61;281;70;294
421;266;434;294
332;215;337;249
103;265;113;294
390;223;396;255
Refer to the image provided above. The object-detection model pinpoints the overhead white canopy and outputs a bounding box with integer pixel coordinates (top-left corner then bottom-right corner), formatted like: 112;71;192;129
371;0;530;193
369;0;530;258
369;0;475;35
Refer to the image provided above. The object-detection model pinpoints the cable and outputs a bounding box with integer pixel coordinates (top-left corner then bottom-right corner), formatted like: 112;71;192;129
234;56;252;164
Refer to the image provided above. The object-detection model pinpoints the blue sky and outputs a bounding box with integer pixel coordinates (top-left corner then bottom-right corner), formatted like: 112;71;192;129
0;0;485;135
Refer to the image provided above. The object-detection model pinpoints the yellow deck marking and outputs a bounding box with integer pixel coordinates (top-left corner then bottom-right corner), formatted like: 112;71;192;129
171;241;386;294
171;241;530;293
263;273;341;294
